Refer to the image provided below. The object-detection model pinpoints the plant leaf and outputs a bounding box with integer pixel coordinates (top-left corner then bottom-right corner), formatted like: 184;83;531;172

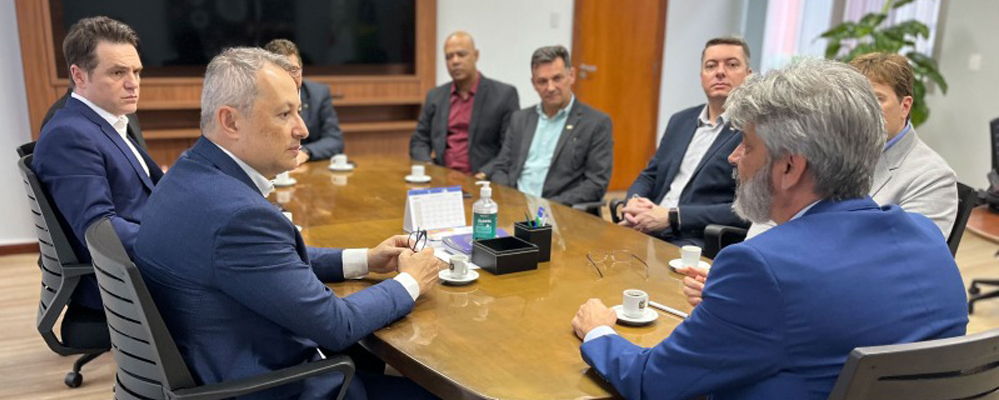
892;0;918;9
859;13;888;29
825;42;843;59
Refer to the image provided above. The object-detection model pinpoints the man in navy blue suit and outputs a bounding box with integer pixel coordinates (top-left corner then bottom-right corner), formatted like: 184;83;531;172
33;17;161;318
619;37;752;246
265;38;345;163
571;58;968;400
135;48;442;399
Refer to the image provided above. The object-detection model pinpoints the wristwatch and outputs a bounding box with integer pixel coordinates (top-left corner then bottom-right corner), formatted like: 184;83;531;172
668;207;680;232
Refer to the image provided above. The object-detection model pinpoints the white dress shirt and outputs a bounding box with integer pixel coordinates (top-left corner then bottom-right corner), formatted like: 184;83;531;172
659;106;727;208
71;92;150;176
209;140;421;301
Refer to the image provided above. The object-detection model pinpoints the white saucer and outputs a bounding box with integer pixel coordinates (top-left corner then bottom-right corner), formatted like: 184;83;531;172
612;305;658;326
328;164;354;172
668;259;711;273
274;178;297;187
439;269;478;285
405;174;432;183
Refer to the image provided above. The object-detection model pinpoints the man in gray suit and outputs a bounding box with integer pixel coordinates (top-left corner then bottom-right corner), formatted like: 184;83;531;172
744;53;957;240
410;31;519;178
489;45;614;205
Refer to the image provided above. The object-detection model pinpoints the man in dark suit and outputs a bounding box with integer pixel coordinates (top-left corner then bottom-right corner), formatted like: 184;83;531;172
410;31;519;178
489;45;613;205
571;59;968;400
33;17;161;317
265;39;344;163
135;47;441;399
620;37;752;246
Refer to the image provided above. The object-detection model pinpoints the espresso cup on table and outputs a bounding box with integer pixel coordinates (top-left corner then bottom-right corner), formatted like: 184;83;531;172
681;245;702;269
449;254;470;278
331;154;348;168
411;164;426;178
622;289;648;319
275;171;293;185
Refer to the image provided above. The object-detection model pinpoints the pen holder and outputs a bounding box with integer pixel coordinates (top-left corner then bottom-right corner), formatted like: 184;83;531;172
472;236;539;275
514;221;552;262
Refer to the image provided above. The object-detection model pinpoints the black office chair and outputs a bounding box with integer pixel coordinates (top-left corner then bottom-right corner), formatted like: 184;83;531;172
608;197;627;223
572;201;604;218
703;224;749;259
949;182;979;256
16;141;35;158
17;151;110;388
826;328;999;400
85;217;356;400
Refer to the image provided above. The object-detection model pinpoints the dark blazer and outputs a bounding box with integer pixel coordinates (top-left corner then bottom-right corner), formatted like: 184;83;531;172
409;74;519;175
135;137;413;399
490;100;613;205
627;104;745;244
33;96;163;309
42;89;147;149
582;198;968;400
300;79;344;159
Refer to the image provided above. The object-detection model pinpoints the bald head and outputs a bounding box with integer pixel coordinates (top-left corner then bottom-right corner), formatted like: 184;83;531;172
444;31;479;85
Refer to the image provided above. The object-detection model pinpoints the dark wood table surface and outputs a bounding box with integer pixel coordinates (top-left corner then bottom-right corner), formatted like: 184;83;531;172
967;205;999;244
273;156;695;399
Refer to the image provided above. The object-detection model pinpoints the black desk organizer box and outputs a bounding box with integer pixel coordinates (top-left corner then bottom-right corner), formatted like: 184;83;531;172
513;222;552;262
471;236;539;275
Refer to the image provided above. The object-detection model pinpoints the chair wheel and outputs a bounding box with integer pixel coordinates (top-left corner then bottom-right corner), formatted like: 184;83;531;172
969;285;980;295
65;371;82;388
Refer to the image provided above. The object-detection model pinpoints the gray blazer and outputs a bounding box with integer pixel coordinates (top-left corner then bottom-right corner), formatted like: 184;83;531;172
409;74;519;175
871;128;958;236
490;100;613;205
748;128;958;238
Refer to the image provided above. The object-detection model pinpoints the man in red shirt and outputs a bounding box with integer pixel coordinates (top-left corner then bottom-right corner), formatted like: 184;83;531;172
410;31;520;178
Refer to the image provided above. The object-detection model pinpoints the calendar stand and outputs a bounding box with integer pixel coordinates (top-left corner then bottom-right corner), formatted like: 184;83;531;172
403;186;466;232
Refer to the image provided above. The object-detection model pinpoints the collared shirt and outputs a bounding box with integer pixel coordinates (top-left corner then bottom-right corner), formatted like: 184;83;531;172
517;96;576;197
585;199;824;343
71;92;150;176
884;122;912;151
660;105;727;208
444;72;480;174
208;140;421;301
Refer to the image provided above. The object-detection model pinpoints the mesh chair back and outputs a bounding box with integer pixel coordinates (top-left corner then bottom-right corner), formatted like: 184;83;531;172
18;153;98;355
16;141;35;158
86;218;197;400
827;329;999;400
948;182;979;256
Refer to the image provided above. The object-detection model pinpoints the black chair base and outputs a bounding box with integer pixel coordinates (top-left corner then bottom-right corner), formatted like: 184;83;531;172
969;279;999;314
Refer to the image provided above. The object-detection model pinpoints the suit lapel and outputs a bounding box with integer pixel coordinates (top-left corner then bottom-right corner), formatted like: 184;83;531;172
687;124;737;185
467;77;487;149
189;136;260;193
69;98;155;191
657;112;700;201
550;102;582;166
434;87;452;161
515;112;540;179
871;128;917;197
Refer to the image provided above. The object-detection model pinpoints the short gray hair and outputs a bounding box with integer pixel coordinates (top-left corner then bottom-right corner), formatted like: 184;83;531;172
724;58;885;200
200;47;293;132
530;45;571;70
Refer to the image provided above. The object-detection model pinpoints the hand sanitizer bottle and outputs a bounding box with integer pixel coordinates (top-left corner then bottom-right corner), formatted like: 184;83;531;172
472;181;498;241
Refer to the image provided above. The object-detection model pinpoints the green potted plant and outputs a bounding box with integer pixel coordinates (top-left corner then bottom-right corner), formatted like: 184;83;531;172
819;0;947;126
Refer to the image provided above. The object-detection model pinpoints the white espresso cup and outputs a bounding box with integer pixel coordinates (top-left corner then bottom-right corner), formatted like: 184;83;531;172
622;289;649;319
275;171;293;185
411;164;425;177
448;254;470;278
331;154;348;168
681;245;702;268
282;211;294;223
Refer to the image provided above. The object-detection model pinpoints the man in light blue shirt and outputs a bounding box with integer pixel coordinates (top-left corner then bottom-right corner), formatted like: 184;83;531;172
490;45;613;205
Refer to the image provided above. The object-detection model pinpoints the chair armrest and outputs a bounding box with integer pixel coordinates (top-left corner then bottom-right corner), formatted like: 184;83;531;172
170;355;354;400
572;201;604;218
703;224;748;259
608;198;627;224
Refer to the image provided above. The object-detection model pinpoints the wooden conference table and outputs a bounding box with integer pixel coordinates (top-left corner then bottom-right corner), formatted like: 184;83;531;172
967;205;999;244
274;157;694;399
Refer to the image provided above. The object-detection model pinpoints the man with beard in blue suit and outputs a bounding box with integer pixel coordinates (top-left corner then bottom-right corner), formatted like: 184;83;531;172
571;58;968;400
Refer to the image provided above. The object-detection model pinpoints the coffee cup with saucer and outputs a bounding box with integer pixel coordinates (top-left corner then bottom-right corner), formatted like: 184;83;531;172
439;254;478;285
273;171;296;187
612;289;658;326
669;245;711;272
405;164;432;183
329;154;355;171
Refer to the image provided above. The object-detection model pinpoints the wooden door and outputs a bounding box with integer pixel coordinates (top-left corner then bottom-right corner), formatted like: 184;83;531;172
572;0;667;191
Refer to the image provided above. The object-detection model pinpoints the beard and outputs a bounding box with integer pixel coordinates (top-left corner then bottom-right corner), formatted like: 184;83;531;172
732;162;774;224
